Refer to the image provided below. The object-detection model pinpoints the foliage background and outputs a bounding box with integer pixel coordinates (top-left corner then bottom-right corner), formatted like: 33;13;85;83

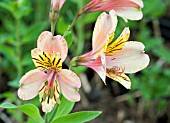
0;0;170;123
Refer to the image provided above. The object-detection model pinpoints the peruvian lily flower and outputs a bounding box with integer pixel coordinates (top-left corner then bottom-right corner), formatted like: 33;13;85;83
83;0;144;21
71;10;149;89
18;31;81;112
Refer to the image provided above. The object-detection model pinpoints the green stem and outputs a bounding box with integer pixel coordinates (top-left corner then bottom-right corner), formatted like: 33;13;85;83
63;10;84;37
76;1;84;55
51;20;56;35
49;9;59;35
69;66;72;70
48;104;59;123
45;113;48;123
69;12;81;31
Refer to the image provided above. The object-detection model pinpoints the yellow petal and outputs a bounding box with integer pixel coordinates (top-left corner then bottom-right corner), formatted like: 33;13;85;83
105;27;130;56
39;82;60;112
106;68;131;89
31;48;62;72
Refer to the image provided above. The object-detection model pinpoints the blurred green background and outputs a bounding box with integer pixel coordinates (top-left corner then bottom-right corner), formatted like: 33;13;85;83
0;0;170;123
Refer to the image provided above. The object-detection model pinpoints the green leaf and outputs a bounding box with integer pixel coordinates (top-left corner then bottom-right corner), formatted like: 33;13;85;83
8;76;20;88
0;44;19;68
0;1;31;19
65;31;73;48
143;0;166;18
57;17;69;34
22;22;47;44
21;53;32;66
153;46;170;63
0;102;44;123
52;111;102;123
56;96;75;118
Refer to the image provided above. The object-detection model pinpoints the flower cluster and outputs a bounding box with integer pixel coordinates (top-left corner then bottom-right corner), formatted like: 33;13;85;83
18;0;149;113
71;10;149;89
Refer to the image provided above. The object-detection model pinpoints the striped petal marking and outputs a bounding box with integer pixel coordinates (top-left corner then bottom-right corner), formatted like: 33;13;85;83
31;48;62;73
31;48;63;112
104;27;130;56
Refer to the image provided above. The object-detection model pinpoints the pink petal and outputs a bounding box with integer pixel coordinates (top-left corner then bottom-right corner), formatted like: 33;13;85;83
59;0;66;9
115;8;143;21
92;10;117;54
83;0;143;20
83;0;104;12
18;69;48;100
106;41;150;73
57;69;81;102
76;51;98;64
51;0;66;10
37;31;68;62
99;0;144;20
130;0;144;8
80;52;106;84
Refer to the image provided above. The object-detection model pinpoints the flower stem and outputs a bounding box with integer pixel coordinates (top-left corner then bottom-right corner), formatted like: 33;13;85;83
51;20;56;35
48;104;59;122
69;66;72;70
45;113;48;123
63;10;83;37
69;12;81;31
49;9;59;35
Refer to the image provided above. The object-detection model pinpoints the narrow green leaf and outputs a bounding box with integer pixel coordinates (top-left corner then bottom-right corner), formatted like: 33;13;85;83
153;46;170;63
0;102;16;108
22;22;47;44
56;96;75;118
0;44;19;68
65;31;73;48
52;111;102;123
8;76;20;88
0;102;44;123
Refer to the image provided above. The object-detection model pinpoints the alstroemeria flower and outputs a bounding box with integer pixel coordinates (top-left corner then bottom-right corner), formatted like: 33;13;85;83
83;0;144;21
18;31;81;112
72;10;149;89
51;0;66;11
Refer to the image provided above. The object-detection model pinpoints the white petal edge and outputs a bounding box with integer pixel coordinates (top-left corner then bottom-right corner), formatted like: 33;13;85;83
18;69;48;100
57;69;81;102
106;41;150;73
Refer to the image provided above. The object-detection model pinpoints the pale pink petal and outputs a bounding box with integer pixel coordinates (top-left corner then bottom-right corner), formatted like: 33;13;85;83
106;41;150;73
83;0;143;20
83;0;104;12
80;52;106;84
76;51;98;64
115;8;143;21
18;69;48;100
99;0;144;20
51;0;60;10
130;0;144;8
92;10;117;54
57;69;81;102
59;0;66;9
37;31;68;62
51;0;66;10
